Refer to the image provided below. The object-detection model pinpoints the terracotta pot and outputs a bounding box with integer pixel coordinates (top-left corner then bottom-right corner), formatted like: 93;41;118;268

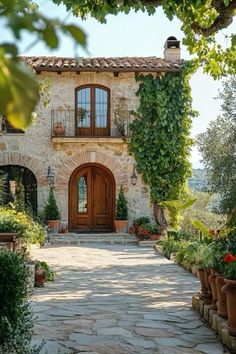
222;279;236;336
53;122;65;136
204;268;212;300
59;222;68;234
138;226;150;236
149;234;161;241
35;270;46;287
129;227;136;235
197;268;211;300
114;220;128;233
133;224;139;235
59;226;68;234
46;220;60;234
208;269;218;310
216;275;228;318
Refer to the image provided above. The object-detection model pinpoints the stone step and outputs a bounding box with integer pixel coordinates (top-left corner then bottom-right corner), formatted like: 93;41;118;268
50;233;138;245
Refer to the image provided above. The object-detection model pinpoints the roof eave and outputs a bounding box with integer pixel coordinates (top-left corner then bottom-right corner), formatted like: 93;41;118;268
35;67;181;74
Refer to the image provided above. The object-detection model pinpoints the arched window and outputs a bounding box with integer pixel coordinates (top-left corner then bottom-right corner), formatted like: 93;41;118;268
77;176;87;213
75;85;110;137
0;165;37;215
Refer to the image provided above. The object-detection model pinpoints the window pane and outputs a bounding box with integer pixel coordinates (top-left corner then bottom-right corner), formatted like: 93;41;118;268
78;176;87;213
77;88;91;128
95;88;108;128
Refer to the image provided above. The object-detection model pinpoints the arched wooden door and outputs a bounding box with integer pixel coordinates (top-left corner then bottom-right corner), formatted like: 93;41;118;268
69;164;115;232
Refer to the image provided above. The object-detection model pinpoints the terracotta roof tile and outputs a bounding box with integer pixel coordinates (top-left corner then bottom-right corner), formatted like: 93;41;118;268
21;56;182;73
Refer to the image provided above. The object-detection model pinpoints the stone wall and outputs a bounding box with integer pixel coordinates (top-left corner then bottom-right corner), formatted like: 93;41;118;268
0;71;154;226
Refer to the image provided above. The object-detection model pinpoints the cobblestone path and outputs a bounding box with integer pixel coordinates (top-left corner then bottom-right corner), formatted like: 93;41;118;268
31;245;228;354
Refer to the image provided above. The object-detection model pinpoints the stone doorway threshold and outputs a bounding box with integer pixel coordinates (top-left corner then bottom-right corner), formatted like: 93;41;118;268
49;233;138;246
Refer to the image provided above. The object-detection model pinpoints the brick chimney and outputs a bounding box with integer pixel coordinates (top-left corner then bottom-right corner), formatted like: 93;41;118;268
164;36;181;61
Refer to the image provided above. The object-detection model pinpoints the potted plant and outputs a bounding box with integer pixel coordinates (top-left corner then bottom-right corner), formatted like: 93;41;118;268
133;216;150;235
222;231;236;335
114;186;129;233
138;223;161;241
35;260;55;287
53;121;65;136
44;187;60;233
192;243;212;302
208;237;228;317
35;262;46;287
77;107;88;126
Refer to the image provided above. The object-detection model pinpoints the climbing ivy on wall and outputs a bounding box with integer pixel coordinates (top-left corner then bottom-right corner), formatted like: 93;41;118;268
129;63;197;230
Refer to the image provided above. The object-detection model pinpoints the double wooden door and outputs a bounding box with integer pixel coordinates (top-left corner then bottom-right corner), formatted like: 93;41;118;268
69;165;114;232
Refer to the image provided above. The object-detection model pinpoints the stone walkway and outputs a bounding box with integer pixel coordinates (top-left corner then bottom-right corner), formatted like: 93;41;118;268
30;245;228;354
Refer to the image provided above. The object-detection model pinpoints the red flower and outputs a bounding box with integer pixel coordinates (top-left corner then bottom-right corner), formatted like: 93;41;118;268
224;254;236;262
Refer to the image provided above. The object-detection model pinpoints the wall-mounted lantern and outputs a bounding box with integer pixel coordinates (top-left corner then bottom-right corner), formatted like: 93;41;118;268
46;166;55;187
9;180;16;199
130;164;138;186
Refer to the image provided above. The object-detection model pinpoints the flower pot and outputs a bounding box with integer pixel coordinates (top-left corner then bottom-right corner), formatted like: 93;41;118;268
46;220;60;234
35;270;46;287
216;275;228;318
149;234;161;241
53;122;65;136
59;222;68;234
114;220;128;233
222;279;236;336
138;226;150;236
197;268;211;301
208;269;218;310
204;268;212;303
129;226;136;235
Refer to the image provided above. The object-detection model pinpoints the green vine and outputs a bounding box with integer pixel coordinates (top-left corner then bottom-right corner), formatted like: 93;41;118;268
129;63;197;227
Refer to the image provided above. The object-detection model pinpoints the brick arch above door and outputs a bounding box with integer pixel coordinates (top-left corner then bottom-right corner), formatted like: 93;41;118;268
55;150;128;191
0;152;47;187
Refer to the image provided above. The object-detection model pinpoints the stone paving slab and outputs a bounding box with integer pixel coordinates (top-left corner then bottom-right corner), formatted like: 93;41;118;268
30;245;229;354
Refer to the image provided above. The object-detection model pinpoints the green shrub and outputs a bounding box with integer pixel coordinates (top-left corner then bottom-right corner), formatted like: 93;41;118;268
35;261;55;282
167;229;179;239
134;216;150;226
174;241;205;271
158;237;178;259
142;223;160;234
44;187;60;221
168;229;196;241
177;229;196;241
0;206;46;245
115;186;128;220
0;250;41;354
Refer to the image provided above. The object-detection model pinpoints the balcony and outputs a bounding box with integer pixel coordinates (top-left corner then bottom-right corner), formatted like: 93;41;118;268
51;109;131;145
0;116;24;134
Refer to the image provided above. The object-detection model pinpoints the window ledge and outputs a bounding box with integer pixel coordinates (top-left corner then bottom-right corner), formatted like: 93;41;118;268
51;137;129;144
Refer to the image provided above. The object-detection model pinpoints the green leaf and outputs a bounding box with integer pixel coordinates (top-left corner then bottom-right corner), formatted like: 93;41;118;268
160;198;196;210
1;43;18;56
0;54;39;130
179;198;197;210
191;220;210;237
232;34;236;47
42;22;59;49
63;25;86;47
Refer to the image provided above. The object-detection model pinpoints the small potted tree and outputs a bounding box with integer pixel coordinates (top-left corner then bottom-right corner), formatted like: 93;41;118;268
44;187;60;233
114;186;129;233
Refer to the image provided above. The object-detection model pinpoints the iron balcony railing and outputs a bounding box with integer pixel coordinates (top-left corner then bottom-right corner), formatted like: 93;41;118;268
0;116;24;134
51;109;131;138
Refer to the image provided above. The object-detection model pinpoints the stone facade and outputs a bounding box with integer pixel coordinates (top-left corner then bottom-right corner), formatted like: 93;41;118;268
0;70;154;228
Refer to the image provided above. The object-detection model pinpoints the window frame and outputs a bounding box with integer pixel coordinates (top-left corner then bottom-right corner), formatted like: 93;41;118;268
75;84;110;137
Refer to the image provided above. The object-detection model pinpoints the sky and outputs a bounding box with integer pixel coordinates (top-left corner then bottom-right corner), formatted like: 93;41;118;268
2;1;235;168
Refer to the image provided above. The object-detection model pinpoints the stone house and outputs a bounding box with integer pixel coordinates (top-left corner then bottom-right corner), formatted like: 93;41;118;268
0;37;181;233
